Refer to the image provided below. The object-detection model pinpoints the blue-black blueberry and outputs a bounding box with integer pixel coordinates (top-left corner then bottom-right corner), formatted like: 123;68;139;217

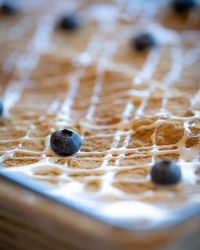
0;100;3;117
50;129;82;156
173;0;196;13
0;1;18;14
132;33;156;51
151;160;182;185
58;15;80;30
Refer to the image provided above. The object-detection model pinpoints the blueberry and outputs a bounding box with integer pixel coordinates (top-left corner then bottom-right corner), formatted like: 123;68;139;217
151;160;182;185
0;100;3;117
132;33;156;51
58;15;80;30
0;1;18;14
50;129;82;156
173;0;196;13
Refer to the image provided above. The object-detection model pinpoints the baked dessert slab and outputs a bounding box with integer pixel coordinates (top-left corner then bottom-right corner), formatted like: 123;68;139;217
0;0;200;249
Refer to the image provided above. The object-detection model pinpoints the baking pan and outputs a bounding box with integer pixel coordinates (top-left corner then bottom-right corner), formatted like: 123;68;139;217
1;170;200;250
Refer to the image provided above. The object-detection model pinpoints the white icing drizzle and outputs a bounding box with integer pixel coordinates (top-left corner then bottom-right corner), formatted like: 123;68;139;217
3;81;23;117
56;74;81;125
163;47;183;85
134;48;162;85
83;3;118;23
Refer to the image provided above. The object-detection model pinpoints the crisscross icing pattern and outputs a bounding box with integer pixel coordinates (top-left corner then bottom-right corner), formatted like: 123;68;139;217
0;0;200;228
